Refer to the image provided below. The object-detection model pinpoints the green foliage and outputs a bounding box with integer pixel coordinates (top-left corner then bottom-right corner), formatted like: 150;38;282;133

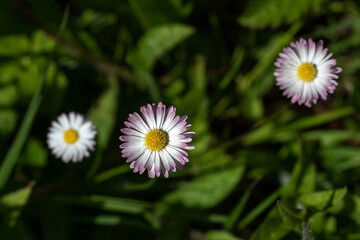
0;182;34;227
0;35;30;56
127;23;194;100
128;0;185;28
165;165;245;208
127;23;194;70
206;230;243;240
19;138;47;168
0;85;18;106
299;187;347;211
250;208;290;240
0;109;17;135
277;201;306;233
239;0;322;28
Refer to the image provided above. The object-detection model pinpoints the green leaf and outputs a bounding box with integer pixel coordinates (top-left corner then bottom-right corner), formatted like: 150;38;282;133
277;201;306;232
299;187;347;211
87;76;118;149
20;138;47;168
18;62;42;98
128;0;184;28
0;35;30;56
281;107;355;131
237;188;282;229
224;179;260;230
127;23;194;70
239;0;322;28
0;84;18;106
188;55;206;91
206;230;243;240
250;208;290;240
73;215;123;226
219;45;245;90
0;183;34;208
57;195;151;214
165;165;245;209
0;62;22;84
127;23;193;101
94;165;130;183
31;30;56;53
0;182;35;226
350;194;360;224
0;109;17;135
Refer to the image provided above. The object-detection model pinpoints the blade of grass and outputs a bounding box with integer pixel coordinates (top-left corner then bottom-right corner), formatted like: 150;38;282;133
0;5;70;190
94;165;130;183
224;178;260;230
219;45;245;90
280;106;355;131
56;195;151;214
237;187;282;230
0;65;48;189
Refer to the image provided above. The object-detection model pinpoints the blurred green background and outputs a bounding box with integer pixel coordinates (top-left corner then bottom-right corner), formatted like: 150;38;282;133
1;0;360;239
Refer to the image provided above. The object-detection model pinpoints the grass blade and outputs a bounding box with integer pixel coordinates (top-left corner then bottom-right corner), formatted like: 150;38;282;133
237;187;282;230
224;179;260;230
0;66;48;189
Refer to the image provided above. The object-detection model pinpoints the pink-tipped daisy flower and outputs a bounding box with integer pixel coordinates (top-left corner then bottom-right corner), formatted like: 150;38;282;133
274;38;342;107
119;102;195;178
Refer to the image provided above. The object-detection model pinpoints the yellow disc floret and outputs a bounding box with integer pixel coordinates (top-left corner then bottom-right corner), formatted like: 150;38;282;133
297;63;317;82
64;129;79;144
144;129;168;151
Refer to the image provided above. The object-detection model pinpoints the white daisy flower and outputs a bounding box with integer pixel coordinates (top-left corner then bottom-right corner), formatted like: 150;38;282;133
47;112;97;163
274;38;342;107
119;102;195;178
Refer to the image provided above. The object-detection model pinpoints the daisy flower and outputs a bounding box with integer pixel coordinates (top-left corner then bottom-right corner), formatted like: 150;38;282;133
119;102;195;178
274;38;342;107
47;112;97;163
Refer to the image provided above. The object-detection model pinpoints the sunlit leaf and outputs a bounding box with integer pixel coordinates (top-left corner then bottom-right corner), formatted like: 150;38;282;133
31;30;56;53
0;35;30;56
299;187;347;211
206;230;243;240
19;138;47;168
0;183;34;208
127;23;194;70
0;182;35;226
0;109;17;134
0;84;18;106
165;165;245;208
57;195;151;214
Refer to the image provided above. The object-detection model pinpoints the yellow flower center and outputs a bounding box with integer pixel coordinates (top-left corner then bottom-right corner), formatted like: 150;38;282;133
144;129;168;151
63;129;79;144
297;63;317;82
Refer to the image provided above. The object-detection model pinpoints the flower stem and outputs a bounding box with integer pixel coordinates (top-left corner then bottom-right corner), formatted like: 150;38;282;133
302;220;313;240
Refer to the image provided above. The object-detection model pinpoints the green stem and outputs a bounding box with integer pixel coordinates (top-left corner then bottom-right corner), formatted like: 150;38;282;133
302;220;313;240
